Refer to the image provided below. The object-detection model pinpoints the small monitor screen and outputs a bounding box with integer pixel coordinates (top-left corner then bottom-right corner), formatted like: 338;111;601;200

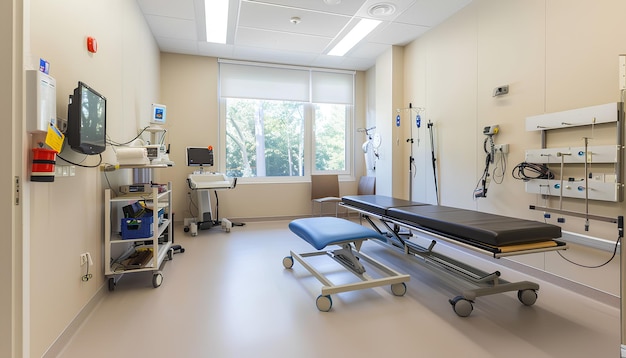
151;103;166;125
186;146;214;167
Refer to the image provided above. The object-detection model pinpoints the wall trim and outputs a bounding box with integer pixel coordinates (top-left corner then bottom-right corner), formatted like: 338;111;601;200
42;286;106;358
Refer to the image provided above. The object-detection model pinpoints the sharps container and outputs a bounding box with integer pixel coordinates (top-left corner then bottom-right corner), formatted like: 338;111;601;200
31;148;56;182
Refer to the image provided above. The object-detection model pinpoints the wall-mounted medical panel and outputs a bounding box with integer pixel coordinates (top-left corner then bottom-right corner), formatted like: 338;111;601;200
525;145;619;164
525;179;620;201
26;70;57;133
525;102;619;131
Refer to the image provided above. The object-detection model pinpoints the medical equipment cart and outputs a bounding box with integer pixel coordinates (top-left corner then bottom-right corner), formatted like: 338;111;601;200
104;181;173;291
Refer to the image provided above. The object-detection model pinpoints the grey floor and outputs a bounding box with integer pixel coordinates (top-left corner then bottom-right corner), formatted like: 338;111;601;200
57;220;619;358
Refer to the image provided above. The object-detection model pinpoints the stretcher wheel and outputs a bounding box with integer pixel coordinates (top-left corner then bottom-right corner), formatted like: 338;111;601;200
391;282;407;296
282;256;294;269
108;277;116;291
517;289;538;306
450;296;473;317
316;295;332;312
152;272;163;288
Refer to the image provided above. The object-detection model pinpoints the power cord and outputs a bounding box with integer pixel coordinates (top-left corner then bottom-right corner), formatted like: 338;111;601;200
512;162;554;181
556;236;620;268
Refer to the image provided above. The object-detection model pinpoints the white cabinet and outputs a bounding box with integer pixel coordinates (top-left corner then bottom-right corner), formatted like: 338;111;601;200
104;183;173;290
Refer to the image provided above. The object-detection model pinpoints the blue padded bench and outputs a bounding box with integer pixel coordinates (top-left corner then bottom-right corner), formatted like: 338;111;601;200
283;217;410;312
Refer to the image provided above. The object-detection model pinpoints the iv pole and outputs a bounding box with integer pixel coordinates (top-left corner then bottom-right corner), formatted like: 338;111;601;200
397;103;424;201
427;120;440;205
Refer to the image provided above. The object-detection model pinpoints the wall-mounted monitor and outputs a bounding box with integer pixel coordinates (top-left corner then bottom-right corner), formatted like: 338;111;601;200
186;146;214;167
67;82;107;155
151;103;166;125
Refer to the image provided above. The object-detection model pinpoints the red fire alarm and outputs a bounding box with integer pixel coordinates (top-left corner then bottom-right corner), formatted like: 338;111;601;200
87;36;98;53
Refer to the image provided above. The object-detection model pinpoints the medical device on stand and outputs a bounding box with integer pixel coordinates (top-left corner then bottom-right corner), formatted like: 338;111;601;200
397;103;427;202
473;124;508;199
184;146;238;235
357;126;379;173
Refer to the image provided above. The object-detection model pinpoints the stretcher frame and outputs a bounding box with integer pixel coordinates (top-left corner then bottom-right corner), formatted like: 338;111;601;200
340;203;569;317
284;239;411;312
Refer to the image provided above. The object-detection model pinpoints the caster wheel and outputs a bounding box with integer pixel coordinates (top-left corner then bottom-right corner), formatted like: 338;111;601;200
316;295;332;312
391;282;407;296
449;296;473;317
282;256;294;269
108;277;116;291
167;248;174;260
184;226;190;232
517;289;538;306
152;272;163;288
180;248;186;253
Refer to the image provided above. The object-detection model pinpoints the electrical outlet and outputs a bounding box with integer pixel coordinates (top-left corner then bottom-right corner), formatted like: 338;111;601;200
495;144;509;154
80;253;88;266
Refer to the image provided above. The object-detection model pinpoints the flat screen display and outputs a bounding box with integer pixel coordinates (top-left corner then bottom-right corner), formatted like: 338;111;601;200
186;146;214;167
151;103;166;125
67;82;106;155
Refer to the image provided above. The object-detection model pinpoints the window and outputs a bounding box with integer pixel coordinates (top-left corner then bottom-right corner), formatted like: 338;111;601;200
219;60;354;180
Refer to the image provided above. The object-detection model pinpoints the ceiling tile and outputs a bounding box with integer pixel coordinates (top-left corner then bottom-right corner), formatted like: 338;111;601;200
236;28;332;53
238;1;350;38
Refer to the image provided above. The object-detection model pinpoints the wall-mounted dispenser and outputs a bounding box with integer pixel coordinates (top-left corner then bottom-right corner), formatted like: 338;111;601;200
26;70;57;133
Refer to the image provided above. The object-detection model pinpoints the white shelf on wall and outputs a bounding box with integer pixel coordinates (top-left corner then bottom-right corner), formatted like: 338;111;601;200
525;145;619;164
525;179;620;201
525;102;619;131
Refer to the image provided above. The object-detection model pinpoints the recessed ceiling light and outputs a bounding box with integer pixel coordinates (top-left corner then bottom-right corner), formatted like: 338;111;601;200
205;0;229;44
290;16;301;24
368;3;396;17
328;18;381;56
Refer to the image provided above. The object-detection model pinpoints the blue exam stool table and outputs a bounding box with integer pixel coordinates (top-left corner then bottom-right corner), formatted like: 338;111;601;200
283;217;410;311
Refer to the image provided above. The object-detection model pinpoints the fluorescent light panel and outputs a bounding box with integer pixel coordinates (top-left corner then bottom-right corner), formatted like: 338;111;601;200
205;0;229;44
328;19;381;56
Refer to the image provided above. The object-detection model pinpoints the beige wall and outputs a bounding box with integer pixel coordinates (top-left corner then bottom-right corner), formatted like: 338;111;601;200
402;0;626;295
158;53;368;220
26;0;160;356
5;1;24;357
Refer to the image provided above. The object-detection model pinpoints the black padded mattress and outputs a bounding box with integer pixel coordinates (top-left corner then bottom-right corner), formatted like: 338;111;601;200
342;195;427;216
342;195;562;247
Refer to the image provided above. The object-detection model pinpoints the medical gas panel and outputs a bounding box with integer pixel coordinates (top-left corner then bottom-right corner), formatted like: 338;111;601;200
524;102;623;202
26;70;57;133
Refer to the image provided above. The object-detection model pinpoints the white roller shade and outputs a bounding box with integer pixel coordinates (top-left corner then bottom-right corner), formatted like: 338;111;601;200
220;62;309;102
311;71;353;104
219;60;354;104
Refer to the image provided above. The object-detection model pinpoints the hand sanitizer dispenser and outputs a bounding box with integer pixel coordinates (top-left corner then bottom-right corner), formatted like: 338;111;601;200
26;70;57;133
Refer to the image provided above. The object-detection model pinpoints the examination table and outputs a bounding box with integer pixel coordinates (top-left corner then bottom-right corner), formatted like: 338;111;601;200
339;195;568;317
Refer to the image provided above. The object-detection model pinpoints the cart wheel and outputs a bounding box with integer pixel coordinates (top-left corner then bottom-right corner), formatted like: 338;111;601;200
450;296;473;317
282;256;294;269
152;272;163;288
184;226;190;232
316;295;332;312
517;289;538;306
167;248;174;261
180;248;186;253
391;282;407;296
108;277;116;291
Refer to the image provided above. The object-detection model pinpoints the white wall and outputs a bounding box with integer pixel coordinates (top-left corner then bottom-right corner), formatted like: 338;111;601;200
26;1;160;356
402;0;626;295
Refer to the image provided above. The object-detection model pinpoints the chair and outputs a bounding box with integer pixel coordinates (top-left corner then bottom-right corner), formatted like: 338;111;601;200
349;176;375;219
357;176;375;195
311;175;342;217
